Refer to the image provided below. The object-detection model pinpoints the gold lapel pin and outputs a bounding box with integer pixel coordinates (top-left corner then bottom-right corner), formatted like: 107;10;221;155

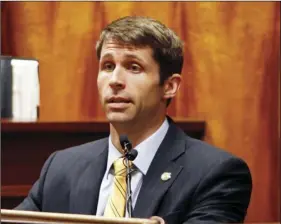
161;172;171;181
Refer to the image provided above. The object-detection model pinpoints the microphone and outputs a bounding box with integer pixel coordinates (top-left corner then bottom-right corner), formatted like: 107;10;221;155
126;149;138;161
119;135;138;218
120;135;132;151
119;135;138;161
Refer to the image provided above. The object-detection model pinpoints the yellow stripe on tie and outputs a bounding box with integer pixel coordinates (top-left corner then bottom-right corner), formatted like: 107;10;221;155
104;158;132;217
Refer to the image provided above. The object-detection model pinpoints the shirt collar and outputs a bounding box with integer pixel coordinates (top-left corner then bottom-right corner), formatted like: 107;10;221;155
105;118;169;177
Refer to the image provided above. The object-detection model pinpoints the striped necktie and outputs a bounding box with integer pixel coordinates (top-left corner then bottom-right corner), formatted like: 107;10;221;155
104;157;130;217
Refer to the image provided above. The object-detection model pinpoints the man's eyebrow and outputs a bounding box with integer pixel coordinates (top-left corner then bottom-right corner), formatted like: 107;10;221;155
100;53;145;63
100;53;146;64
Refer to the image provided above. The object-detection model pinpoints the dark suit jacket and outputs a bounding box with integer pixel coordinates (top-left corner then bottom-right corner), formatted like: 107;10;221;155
15;120;252;224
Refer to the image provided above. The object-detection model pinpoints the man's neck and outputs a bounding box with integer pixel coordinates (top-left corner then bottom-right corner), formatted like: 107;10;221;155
110;114;166;153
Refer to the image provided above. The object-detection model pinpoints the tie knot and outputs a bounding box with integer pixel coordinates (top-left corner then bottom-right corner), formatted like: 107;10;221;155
113;158;131;177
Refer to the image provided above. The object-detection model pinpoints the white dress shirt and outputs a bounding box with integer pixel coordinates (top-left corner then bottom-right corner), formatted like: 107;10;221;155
96;118;169;217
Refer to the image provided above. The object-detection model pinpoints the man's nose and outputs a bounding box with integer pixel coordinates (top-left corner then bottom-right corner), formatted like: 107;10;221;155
109;67;125;90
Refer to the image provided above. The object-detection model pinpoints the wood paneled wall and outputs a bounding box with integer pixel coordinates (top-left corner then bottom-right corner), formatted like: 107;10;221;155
1;2;280;222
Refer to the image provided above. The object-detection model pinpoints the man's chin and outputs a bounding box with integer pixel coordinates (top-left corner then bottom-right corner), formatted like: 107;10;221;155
106;113;134;124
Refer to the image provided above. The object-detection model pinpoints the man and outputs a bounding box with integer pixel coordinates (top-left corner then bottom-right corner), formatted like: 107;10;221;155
15;16;252;223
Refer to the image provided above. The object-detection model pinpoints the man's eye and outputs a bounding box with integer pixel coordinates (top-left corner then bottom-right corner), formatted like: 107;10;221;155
129;63;142;73
103;62;115;71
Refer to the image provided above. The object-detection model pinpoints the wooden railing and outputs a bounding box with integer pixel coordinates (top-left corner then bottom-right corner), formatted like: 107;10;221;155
1;209;158;224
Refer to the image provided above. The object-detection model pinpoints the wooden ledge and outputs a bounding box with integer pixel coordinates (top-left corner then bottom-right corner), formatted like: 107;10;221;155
1;185;31;197
1;209;158;224
1;119;205;134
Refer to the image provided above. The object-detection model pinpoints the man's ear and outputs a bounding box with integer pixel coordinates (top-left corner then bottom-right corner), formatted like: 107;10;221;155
162;74;181;100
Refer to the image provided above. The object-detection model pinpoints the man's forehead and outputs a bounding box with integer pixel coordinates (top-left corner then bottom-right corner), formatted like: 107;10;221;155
101;40;152;53
99;42;154;62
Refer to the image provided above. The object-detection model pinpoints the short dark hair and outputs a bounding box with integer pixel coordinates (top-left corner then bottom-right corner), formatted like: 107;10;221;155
96;16;184;105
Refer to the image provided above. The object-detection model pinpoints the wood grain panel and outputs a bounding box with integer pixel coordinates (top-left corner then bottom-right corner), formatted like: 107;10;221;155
1;1;280;222
2;186;31;197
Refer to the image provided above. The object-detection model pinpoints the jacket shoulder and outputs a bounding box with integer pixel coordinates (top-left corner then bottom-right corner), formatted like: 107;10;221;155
51;137;108;164
183;135;248;170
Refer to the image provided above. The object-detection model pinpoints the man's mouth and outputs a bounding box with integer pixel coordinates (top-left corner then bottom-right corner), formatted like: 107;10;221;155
107;97;131;104
106;97;132;109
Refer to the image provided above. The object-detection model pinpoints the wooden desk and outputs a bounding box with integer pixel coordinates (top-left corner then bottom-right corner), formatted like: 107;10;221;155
1;119;205;208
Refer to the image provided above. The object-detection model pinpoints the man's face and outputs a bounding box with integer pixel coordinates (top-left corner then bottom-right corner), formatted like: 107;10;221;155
97;41;166;125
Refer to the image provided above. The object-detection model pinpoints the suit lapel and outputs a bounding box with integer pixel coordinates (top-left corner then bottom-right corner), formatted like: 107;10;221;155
133;120;186;218
70;139;108;215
